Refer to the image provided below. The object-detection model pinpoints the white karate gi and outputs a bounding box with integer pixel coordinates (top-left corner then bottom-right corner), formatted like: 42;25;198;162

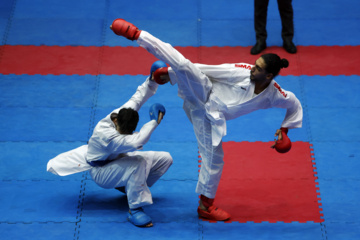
137;31;302;199
47;78;173;209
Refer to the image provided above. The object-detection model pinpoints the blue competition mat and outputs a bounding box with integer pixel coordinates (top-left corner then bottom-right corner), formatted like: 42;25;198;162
0;141;87;181
303;75;360;108
0;180;81;222
317;179;360;222
96;75;183;109
0;74;97;108
81;179;198;223
8;19;105;46
0;222;75;240
143;142;200;181
0;0;359;239
313;142;360;179
0;107;92;142
79;222;199;240
307;107;360;142
326;222;360;240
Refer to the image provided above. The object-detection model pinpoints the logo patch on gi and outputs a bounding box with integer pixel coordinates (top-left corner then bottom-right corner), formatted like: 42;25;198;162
235;64;252;70
274;82;287;98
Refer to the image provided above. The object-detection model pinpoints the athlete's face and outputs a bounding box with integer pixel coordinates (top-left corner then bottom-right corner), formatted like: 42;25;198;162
250;57;273;83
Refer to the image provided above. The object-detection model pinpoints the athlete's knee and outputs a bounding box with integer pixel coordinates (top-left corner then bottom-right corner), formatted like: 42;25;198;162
155;151;173;168
163;152;173;167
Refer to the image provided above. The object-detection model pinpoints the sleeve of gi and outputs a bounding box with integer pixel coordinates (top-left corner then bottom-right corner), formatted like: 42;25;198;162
112;77;159;114
108;120;159;154
273;89;303;129
168;63;252;86
193;63;252;84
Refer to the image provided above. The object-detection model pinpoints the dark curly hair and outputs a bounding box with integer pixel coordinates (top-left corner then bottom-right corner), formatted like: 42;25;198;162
116;108;139;134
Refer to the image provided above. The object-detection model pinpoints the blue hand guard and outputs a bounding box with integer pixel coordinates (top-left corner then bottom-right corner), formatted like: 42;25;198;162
150;60;167;78
149;103;166;121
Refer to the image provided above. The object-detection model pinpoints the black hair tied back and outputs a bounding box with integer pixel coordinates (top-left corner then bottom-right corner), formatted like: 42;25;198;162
261;53;289;77
280;58;289;69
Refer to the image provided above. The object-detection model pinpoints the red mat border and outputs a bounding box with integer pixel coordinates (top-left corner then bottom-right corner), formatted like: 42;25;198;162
0;45;359;76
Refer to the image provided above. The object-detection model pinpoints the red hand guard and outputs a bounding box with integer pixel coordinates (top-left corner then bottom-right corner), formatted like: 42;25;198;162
111;18;141;40
153;67;169;85
274;128;292;153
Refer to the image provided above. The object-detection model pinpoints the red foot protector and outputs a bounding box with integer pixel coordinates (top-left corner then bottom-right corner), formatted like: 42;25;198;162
200;141;323;223
197;205;231;221
0;45;358;76
198;195;231;221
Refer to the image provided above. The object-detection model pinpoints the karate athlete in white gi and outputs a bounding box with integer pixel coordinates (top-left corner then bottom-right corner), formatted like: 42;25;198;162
47;67;173;228
110;19;303;221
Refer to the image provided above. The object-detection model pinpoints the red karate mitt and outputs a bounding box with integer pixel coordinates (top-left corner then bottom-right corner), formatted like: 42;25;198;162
274;128;292;153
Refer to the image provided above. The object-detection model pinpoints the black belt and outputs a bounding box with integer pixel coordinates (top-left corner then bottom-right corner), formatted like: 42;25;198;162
87;159;113;167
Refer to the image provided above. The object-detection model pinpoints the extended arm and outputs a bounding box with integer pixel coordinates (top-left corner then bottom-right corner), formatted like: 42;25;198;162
168;63;252;86
114;78;159;114
279;91;303;129
194;63;252;84
270;90;303;153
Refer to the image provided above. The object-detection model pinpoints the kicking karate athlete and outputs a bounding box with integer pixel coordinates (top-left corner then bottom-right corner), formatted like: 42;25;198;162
110;19;303;221
47;62;173;228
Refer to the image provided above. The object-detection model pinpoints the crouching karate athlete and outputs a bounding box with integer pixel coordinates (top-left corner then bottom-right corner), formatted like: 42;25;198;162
110;19;303;221
47;64;173;228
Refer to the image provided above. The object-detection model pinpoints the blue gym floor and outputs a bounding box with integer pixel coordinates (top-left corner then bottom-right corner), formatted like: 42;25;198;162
0;0;359;239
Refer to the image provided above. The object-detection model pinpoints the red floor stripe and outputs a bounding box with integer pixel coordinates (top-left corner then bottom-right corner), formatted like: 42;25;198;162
0;45;358;76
